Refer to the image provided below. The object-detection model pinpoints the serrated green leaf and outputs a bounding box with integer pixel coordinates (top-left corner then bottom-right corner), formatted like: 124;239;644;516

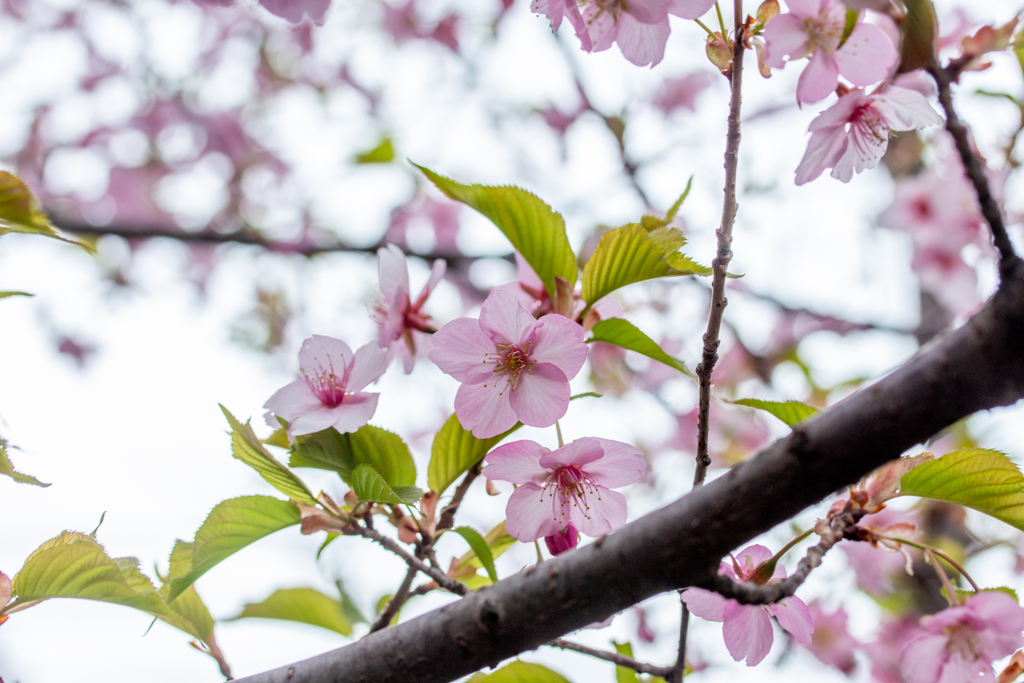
0;444;50;487
355;137;395;164
581;223;710;305
230;587;353;636
415;164;576;299
0;172;94;252
289;424;416;488
589;318;691;378
450;527;498;583
899;449;1024;531
428;413;520;495
220;405;317;506
728;398;819;427
159;540;215;642
0;290;32;299
169;495;301;600
350;464;423;505
9;532;199;637
470;661;572;683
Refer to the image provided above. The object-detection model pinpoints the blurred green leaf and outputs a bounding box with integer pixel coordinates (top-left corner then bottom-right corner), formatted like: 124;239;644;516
220;405;317;506
0;444;49;487
355;137;395;164
727;398;819;427
289;424;416;488
350;464;423;505
231;587;354;636
428;413;520;495
416;164;577;299
898;0;937;74
169;495;301;600
468;661;572;682
589;318;691;377
900;449;1024;531
0;291;32;299
0;172;94;252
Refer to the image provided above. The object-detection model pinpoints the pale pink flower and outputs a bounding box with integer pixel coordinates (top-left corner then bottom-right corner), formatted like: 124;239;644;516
682;544;814;666
803;602;859;674
795;86;943;185
867;616;926;683
653;72;716;114
581;0;715;67
373;244;446;374
428;290;589;438
264;335;388;439
544;522;580;555
532;0;592;51
0;570;9;625
258;0;331;25
763;0;898;105
900;591;1024;683
483;437;646;541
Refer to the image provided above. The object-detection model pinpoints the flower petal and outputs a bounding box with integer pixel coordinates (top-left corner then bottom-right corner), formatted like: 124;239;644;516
763;13;810;68
454;381;519;439
378;244;410;302
899;633;948;683
614;12;670;67
508;361;570;428
479;290;538;345
531;314;588;379
795;127;848;185
484;440;552;485
428;317;498;384
767;596;813;645
583;438;646;488
298;335;353;380
834;22;898;86
539;437;604;470
330;393;379;434
421;257;447;300
290;405;350;437
735;544;775;569
682;588;729;622
569;486;627;537
504;482;561;541
347;342;389;393
667;0;714;20
264;378;322;423
722;602;775;666
796;48;839;105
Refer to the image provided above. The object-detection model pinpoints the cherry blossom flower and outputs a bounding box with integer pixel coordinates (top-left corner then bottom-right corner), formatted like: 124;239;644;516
428;290;589;438
545;522;580;555
900;591;1024;683
264;335;388;439
763;0;898;105
653;72;716;114
0;570;10;625
867;616;926;683
373;244;446;373
795;86;943;185
532;0;592;51
803;602;859;674
682;544;814;666
580;0;715;67
483;437;646;542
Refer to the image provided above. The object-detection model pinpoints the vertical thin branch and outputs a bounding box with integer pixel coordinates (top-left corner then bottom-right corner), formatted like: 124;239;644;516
436;462;481;532
371;564;419;632
927;62;1021;274
693;0;745;488
669;603;690;683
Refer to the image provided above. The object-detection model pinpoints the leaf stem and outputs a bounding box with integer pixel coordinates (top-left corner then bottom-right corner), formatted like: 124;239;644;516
892;537;980;592
926;547;960;606
548;639;674;678
714;0;728;37
694;18;716;37
555;420;565;448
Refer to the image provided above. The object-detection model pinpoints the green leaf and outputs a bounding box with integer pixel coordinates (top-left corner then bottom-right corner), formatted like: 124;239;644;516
350;464;423;505
169;495;301;600
289;424;417;488
230;587;353;636
159;541;215;642
727;398;819;427
469;661;572;683
589;318;691;377
10;532;199;637
0;444;49;487
0;172;94;252
450;527;498;583
581;223;710;305
428;413;520;495
613;642;640;683
355;137;395;164
220;405;317;506
899;449;1024;531
455;521;516;575
415;164;577;299
0;290;32;299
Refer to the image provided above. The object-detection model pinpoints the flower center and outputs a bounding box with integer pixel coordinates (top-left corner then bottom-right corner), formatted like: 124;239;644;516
541;465;602;524
303;361;348;407
850;103;888;143
483;342;534;395
944;622;981;662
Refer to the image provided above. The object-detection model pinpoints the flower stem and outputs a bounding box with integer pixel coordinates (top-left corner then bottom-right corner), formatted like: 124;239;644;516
694;18;716;37
555;420;565;448
892;537;981;593
926;547;960;606
534;540;545;564
714;0;728;37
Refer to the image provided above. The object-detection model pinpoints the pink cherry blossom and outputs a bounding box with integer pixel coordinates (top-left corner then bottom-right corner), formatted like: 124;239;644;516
483;437;646;541
795;86;943;185
373;244;446;373
544;522;580;555
264;335;388;439
763;0;898;105
867;616;926;683
428;290;589;438
803;602;858;673
582;0;716;68
900;591;1024;683
532;0;592;51
682;544;814;666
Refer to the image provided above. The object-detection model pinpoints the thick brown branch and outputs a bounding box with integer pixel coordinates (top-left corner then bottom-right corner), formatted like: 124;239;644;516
352;524;469;597
927;63;1021;274
548;639;673;679
693;18;746;487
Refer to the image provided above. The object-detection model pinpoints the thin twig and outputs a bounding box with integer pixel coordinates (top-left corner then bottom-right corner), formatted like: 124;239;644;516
436;463;481;532
371;564;419;632
669;602;689;683
548;639;673;678
927;62;1021;274
352;524;469;596
693;0;746;488
702;507;863;604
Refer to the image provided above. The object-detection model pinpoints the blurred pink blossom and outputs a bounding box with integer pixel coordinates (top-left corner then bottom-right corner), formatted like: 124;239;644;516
373;245;446;374
383;0;460;52
866;616;926;683
387;196;462;253
795;86;943;185
580;0;714;67
531;0;592;51
495;253;622;329
483;437;646;541
429;290;588;438
682;544;814;666
763;0;897;105
652;72;715;114
803;602;859;674
264;335;388;439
